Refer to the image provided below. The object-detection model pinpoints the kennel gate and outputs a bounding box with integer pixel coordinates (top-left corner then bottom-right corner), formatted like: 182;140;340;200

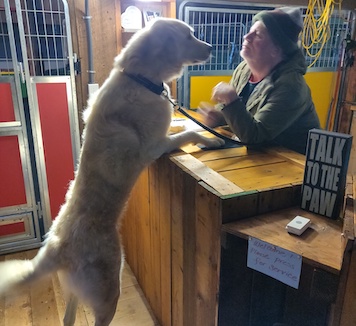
0;0;80;254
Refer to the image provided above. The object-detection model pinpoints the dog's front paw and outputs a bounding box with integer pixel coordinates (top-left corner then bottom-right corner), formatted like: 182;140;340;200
202;137;225;148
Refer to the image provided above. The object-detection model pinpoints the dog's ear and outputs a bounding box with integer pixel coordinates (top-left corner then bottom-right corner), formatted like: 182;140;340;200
145;20;183;63
114;18;189;80
114;26;155;70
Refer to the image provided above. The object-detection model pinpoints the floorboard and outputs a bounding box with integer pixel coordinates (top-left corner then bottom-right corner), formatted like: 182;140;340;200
0;249;159;326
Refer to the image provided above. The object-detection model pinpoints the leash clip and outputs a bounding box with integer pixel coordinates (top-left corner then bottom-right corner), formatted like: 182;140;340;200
161;88;169;98
161;89;179;111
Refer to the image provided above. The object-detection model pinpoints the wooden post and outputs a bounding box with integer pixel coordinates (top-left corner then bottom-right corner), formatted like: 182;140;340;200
347;105;356;175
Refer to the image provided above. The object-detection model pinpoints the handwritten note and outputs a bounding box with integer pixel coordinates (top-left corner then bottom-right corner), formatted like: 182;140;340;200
247;237;302;289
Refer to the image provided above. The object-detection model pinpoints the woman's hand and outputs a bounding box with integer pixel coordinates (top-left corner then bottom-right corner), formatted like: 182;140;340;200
197;102;225;127
212;82;238;106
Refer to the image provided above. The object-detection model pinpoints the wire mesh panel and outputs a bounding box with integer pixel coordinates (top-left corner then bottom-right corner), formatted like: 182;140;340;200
19;0;69;76
0;9;10;71
187;8;261;72
0;3;22;74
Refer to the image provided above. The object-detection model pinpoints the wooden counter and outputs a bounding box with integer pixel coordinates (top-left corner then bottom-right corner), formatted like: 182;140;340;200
121;144;355;326
220;203;356;326
222;206;345;274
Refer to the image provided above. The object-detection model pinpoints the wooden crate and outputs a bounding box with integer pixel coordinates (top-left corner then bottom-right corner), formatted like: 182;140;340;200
121;145;307;326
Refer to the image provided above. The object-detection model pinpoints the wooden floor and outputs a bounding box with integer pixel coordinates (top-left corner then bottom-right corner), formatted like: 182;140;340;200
0;249;159;326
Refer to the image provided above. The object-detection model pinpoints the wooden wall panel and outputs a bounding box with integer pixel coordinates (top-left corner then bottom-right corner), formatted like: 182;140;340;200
68;0;122;133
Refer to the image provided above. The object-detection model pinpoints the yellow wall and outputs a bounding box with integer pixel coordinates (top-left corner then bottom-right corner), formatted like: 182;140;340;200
190;75;231;108
190;71;335;129
304;71;335;129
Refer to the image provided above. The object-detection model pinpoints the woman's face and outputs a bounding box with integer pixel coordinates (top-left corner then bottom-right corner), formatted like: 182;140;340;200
240;21;279;64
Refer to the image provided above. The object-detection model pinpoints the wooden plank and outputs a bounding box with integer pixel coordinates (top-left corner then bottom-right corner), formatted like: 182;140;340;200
257;184;301;215
354;175;356;238
26;250;62;326
221;190;260;224
222;207;344;274
4;251;32;326
170;163;184;326
220;184;302;224
194;183;221;326
265;147;306;168
220;161;304;191
147;156;172;326
171;154;244;196
134;169;154;317
157;157;172;326
203;153;285;172
51;272;90;326
148;161;162;322
330;240;353;326
340;242;356;326
182;171;199;326
171;163;195;326
90;0;120;85
347;109;356;175
190;146;253;161
343;204;355;241
113;282;158;325
1;250;157;325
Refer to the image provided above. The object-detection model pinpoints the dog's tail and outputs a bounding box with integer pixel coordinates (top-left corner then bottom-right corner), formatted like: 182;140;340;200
0;246;59;296
0;259;36;294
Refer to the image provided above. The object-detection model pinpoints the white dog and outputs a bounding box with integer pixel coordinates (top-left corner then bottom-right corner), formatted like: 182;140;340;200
0;18;224;326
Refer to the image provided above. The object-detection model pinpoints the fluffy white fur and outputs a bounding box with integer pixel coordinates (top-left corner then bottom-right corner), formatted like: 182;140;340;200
0;18;224;326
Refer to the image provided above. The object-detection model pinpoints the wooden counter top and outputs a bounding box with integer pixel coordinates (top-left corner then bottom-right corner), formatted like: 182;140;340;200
172;144;306;197
222;206;345;274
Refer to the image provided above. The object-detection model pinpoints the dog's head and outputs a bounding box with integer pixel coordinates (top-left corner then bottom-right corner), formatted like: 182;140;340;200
115;18;212;82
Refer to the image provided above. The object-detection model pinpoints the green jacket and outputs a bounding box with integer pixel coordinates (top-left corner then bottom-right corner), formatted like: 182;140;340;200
221;50;321;154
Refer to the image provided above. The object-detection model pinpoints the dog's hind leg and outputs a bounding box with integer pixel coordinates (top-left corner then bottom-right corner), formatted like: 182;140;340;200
92;291;120;326
70;260;122;326
63;294;78;326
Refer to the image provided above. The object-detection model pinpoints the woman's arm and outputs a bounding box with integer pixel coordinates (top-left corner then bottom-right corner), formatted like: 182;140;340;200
222;77;309;144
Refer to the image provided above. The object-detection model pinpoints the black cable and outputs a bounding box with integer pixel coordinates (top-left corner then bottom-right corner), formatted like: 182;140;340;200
167;99;244;145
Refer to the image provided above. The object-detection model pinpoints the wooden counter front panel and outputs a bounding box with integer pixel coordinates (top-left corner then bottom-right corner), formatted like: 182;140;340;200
121;147;307;326
121;157;172;326
122;155;223;326
171;161;222;326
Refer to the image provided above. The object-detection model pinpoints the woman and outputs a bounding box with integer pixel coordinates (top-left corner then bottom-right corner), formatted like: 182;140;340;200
199;7;321;154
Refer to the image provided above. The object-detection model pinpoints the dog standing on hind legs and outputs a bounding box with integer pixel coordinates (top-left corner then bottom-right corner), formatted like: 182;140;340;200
0;18;224;326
